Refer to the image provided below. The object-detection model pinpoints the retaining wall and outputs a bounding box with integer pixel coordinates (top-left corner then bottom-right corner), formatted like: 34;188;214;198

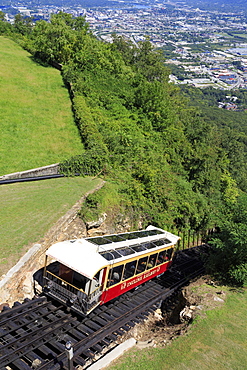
0;163;60;181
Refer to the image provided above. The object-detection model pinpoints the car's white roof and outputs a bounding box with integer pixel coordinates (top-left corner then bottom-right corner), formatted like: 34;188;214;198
46;238;106;279
46;225;179;279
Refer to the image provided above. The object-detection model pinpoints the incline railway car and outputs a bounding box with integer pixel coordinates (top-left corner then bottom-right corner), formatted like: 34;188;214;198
43;226;180;315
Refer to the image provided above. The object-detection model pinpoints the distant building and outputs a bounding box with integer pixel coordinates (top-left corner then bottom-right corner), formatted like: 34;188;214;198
227;48;247;56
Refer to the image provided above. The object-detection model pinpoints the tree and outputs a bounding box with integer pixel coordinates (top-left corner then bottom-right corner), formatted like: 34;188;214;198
0;11;5;21
31;12;89;64
14;14;33;35
0;11;12;34
208;193;247;285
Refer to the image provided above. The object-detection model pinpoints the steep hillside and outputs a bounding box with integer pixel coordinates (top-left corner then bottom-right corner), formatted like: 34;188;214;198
8;12;237;233
0;36;82;175
1;12;247;284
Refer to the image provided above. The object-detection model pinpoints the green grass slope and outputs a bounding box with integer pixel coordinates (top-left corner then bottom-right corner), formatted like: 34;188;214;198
0;177;102;277
0;36;83;175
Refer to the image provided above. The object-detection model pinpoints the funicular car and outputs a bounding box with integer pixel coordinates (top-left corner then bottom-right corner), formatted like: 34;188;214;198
43;225;180;315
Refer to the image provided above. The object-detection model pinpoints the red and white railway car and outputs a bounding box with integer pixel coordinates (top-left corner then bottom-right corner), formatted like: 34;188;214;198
43;226;180;315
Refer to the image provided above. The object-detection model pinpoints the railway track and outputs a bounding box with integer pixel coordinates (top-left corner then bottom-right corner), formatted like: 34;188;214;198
0;246;207;369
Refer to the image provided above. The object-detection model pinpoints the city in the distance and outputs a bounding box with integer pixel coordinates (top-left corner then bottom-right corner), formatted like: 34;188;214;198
1;0;247;93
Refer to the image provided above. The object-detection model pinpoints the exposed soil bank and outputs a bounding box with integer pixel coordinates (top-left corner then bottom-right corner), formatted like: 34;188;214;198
117;276;226;349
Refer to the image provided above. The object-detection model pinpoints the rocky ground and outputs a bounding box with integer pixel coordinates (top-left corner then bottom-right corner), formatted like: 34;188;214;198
117;276;226;348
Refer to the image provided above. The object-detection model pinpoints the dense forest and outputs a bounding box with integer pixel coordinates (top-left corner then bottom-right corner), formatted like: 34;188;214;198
1;12;247;285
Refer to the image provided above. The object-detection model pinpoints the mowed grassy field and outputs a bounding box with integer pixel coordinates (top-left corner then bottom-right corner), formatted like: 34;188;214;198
0;177;102;277
108;286;247;370
0;36;82;175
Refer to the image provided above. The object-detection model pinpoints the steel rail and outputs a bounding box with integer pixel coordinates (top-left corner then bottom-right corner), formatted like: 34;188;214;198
0;303;66;340
0;314;77;367
0;297;47;321
39;262;205;369
0;298;50;326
